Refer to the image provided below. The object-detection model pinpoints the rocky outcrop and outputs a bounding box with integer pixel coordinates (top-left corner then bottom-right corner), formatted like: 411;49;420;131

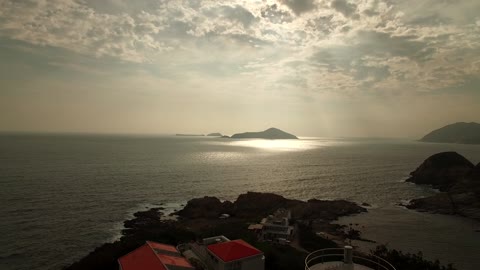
292;199;367;221
406;152;480;220
175;191;366;221
407;192;480;220
420;122;480;144
174;196;233;218
232;192;299;218
231;128;298;139
406;152;474;191
66;208;195;270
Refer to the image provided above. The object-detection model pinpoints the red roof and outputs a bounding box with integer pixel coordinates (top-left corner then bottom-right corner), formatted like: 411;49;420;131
157;254;194;268
207;239;262;262
119;244;166;270
119;241;193;270
147;241;179;253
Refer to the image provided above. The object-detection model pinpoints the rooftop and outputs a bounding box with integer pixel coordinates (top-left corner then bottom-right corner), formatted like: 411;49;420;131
118;241;194;270
207;239;263;262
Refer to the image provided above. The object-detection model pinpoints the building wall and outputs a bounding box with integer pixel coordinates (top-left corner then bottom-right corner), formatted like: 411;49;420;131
206;250;224;270
206;253;264;270
239;254;264;270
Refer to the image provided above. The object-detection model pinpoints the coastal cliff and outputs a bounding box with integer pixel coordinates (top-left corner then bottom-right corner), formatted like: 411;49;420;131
406;152;480;220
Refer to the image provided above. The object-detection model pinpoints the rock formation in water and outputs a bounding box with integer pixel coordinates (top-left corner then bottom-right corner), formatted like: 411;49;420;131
420;122;480;144
406;152;474;191
406;152;480;220
231;128;298;139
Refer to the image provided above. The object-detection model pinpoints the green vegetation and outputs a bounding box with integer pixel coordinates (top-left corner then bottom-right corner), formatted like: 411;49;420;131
372;245;457;270
257;243;306;270
298;223;337;252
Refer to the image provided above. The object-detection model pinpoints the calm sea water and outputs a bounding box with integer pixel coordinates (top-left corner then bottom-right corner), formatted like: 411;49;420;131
1;134;479;270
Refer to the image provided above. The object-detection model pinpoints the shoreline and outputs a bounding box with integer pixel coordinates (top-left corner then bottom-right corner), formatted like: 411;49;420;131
64;192;464;270
64;192;366;270
336;205;480;270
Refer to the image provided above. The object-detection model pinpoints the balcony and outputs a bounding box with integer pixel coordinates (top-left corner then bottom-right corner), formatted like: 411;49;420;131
305;246;396;270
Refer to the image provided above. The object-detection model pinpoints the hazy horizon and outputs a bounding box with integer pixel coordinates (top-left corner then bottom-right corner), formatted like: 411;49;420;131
1;0;479;138
0;128;423;139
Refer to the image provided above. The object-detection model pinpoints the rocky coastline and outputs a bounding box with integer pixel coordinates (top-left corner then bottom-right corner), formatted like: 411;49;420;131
406;152;480;221
64;192;366;270
64;191;461;270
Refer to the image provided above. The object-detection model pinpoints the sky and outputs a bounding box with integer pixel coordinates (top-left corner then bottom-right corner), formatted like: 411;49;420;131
0;0;479;138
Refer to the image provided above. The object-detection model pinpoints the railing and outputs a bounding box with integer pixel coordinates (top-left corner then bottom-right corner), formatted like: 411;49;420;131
305;248;396;270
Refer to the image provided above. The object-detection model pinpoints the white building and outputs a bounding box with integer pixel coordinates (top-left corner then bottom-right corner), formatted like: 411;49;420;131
260;208;294;242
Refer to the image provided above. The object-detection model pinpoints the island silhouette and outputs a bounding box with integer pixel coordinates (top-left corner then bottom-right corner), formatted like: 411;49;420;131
421;122;480;144
230;127;298;139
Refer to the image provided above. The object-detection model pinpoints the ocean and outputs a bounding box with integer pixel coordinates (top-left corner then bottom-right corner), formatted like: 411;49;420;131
1;134;479;270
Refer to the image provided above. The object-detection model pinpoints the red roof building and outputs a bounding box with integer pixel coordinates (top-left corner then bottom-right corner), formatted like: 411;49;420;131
207;239;262;262
206;239;264;270
118;241;194;270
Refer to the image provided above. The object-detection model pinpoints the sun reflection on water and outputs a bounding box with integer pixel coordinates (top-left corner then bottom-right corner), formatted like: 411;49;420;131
227;138;327;151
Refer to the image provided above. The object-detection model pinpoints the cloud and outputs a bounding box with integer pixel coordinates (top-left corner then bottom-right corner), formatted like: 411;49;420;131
278;0;318;15
0;0;479;98
330;0;358;18
261;4;294;24
406;13;452;26
219;5;257;27
0;0;172;62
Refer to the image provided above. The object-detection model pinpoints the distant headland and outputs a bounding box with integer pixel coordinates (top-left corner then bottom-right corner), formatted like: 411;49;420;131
176;133;205;137
420;122;480;144
231;127;298;139
207;132;222;137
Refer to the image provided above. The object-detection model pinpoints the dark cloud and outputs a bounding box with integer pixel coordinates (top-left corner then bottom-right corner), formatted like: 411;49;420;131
306;15;335;35
356;31;435;62
330;0;357;18
362;9;379;17
309;30;438;86
261;4;293;24
278;0;317;15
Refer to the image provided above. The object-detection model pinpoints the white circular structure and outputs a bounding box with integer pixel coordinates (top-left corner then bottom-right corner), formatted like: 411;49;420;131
305;247;396;270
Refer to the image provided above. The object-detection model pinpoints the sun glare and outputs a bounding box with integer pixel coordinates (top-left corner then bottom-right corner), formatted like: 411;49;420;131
228;138;322;151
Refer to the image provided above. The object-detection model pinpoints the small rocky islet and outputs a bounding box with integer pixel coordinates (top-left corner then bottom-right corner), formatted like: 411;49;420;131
406;152;480;220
